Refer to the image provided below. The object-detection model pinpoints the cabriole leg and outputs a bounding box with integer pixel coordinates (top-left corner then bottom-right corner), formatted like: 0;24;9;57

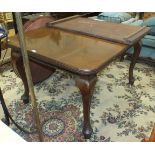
75;75;97;139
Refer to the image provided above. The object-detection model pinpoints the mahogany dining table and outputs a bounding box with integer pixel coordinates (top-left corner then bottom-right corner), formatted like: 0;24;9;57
8;18;150;139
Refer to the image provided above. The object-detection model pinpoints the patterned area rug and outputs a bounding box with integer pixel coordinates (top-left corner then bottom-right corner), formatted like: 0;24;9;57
0;60;155;142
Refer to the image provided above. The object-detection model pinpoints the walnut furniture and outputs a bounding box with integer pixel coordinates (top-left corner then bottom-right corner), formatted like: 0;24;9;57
8;18;150;139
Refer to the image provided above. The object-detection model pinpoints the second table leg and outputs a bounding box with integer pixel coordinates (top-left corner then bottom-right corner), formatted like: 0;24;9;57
129;41;141;85
11;50;56;104
11;51;29;103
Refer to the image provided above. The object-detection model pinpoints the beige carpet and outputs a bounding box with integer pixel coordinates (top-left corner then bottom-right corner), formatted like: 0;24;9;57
0;60;155;142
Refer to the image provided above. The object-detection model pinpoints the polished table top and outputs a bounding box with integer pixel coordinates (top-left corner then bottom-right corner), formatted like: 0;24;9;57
9;27;128;75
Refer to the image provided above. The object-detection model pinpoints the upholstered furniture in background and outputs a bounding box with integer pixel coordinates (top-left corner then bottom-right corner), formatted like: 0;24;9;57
127;16;155;65
95;12;155;65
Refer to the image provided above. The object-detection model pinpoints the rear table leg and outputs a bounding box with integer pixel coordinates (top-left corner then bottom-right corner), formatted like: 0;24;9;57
129;41;141;85
75;75;97;139
120;52;126;62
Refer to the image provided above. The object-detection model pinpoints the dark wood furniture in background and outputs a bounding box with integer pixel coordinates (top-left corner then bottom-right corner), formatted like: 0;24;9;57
12;12;99;33
8;16;149;139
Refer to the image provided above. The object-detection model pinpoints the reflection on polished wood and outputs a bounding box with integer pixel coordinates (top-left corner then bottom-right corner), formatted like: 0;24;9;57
9;27;144;139
9;28;128;75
